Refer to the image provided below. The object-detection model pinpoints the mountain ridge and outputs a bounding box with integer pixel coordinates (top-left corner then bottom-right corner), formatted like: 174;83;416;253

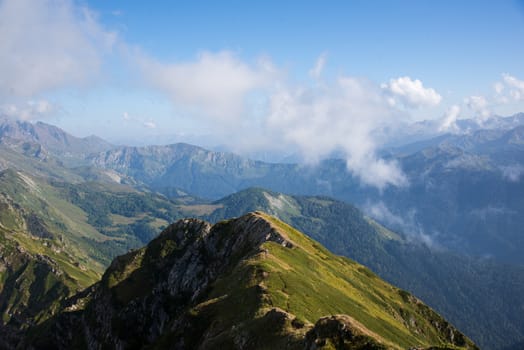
0;117;114;165
24;212;476;350
199;187;524;350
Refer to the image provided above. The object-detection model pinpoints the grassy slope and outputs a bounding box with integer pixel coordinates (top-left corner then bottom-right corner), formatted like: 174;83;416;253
202;188;524;350
0;227;88;328
0;169;189;330
253;214;472;348
100;213;474;349
0;169;188;267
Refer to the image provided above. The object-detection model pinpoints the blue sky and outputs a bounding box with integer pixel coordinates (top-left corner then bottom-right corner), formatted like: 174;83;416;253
91;0;524;86
1;0;524;186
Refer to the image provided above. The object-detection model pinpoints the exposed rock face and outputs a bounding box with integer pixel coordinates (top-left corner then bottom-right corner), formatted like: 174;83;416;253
305;315;387;350
87;143;275;198
23;212;477;350
27;213;294;349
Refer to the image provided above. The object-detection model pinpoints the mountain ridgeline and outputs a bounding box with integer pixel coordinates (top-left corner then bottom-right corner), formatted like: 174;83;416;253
25;213;476;350
87;123;524;265
0;168;193;340
1;117;523;349
2;117;524;264
0;117;113;163
199;188;524;349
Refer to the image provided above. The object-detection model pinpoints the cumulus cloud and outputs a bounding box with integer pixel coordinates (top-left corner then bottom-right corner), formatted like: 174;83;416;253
136;52;452;189
0;100;58;120
0;0;116;98
438;105;461;133
501;74;524;101
266;77;408;189
381;76;442;108
137;51;277;122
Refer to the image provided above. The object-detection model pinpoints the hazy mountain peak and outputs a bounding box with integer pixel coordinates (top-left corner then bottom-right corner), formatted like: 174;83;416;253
0;117;114;161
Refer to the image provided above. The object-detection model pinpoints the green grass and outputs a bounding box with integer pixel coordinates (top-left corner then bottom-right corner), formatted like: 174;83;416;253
245;214;472;349
24;212;475;349
177;204;223;216
152;213;475;349
0;227;94;328
8;231;100;288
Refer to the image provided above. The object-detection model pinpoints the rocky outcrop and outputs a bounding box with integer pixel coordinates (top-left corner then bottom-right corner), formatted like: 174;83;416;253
27;212;294;349
22;212;477;350
305;315;388;350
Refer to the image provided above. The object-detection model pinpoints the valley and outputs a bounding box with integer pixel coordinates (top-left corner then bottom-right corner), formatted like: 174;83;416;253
0;117;523;349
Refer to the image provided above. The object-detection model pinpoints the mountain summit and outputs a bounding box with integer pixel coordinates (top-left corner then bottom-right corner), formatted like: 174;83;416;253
0;117;113;163
27;212;476;350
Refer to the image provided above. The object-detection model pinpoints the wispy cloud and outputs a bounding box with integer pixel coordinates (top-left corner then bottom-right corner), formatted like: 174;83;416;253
470;206;516;220
365;201;438;247
501;164;524;182
0;0;116;98
438;105;461;133
143;120;156;129
309;53;327;79
122;112;156;129
464;95;491;121
1;100;58;121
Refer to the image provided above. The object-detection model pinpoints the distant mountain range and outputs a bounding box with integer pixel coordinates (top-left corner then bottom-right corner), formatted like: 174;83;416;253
83;121;524;265
1;115;524;349
0;117;113;164
381;112;524;148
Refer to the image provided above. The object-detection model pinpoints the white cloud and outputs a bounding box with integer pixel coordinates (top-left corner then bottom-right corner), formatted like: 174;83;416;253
365;201;437;247
492;73;524;105
438;105;461;133
494;81;504;94
470;206;515;220
309;53;327;79
137;51;277;122
136;52;453;189
122;111;156;129
465;95;491;121
381;76;442;108
501;164;524;182
366;201;406;227
143;120;156;129
502;74;524;101
1;100;58;120
0;0;116;98
266;77;408;189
